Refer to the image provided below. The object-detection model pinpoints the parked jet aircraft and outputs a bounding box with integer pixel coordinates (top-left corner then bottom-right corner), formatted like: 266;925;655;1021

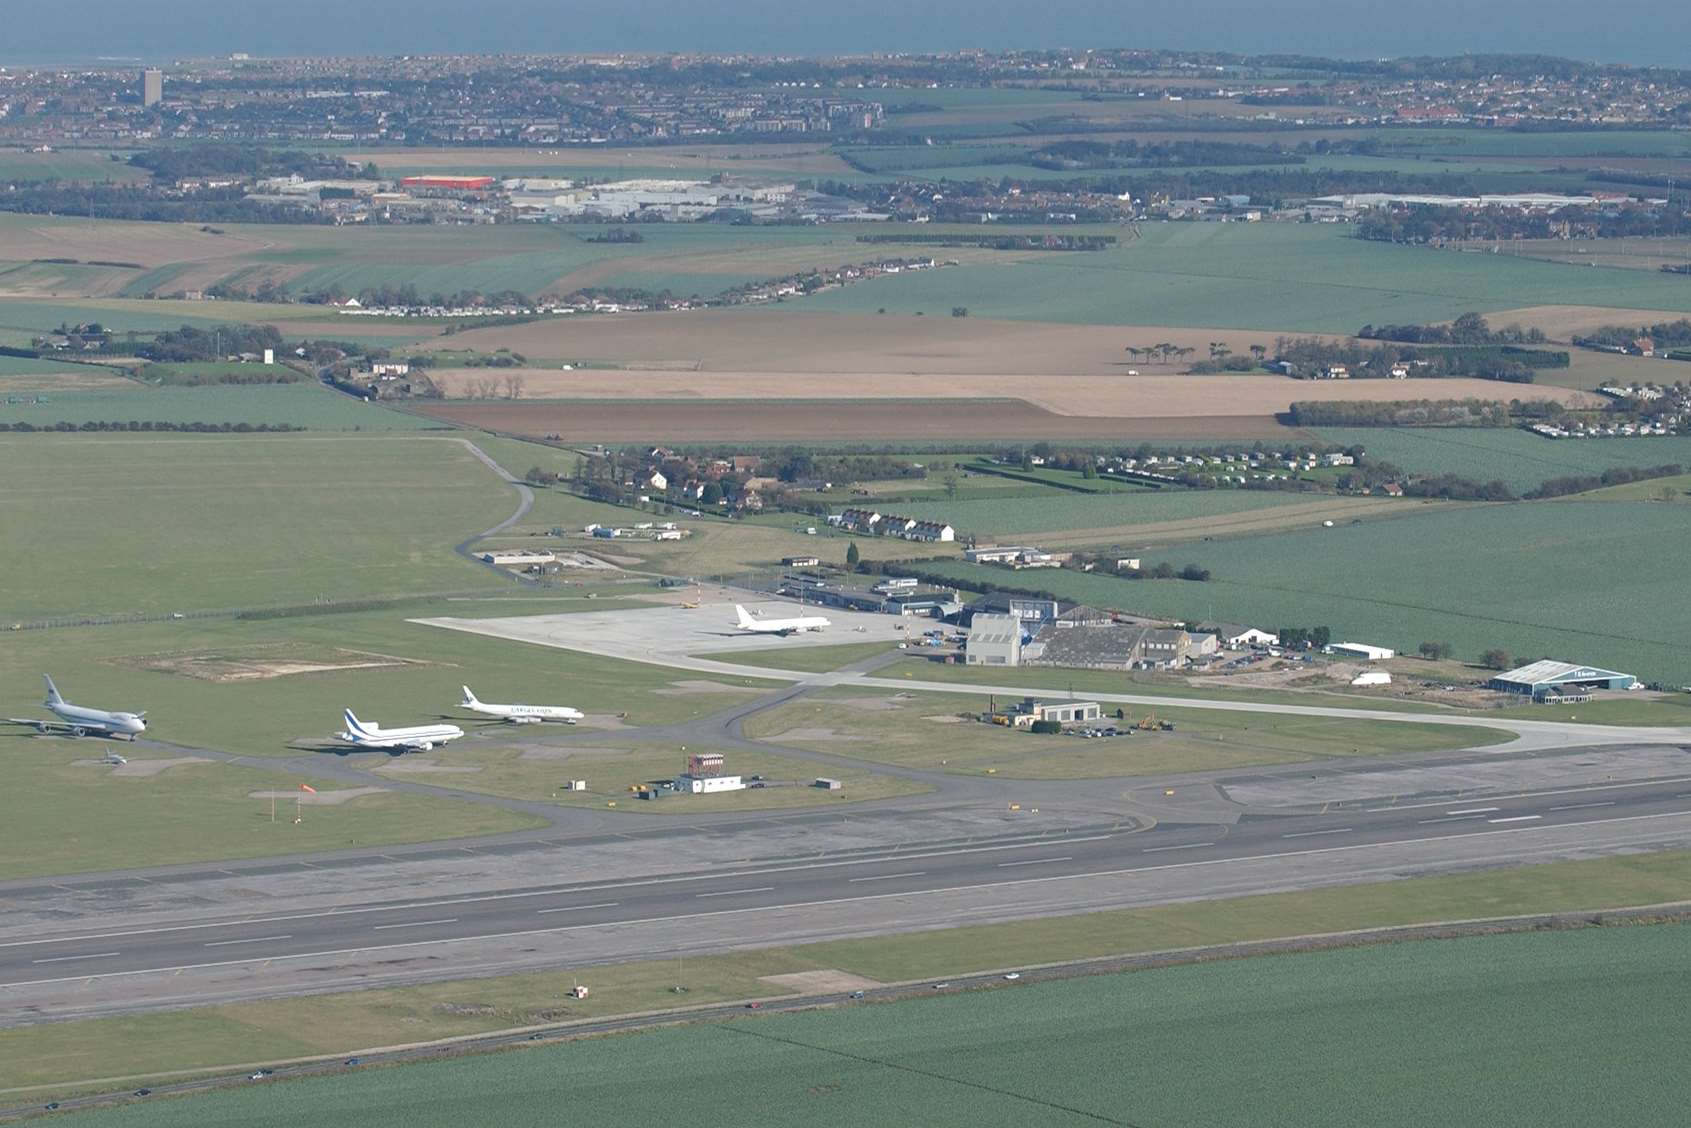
734;604;830;635
5;676;149;738
337;709;464;752
460;686;583;725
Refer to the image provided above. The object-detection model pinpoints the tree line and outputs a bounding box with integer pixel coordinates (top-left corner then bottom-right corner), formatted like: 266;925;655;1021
1359;312;1547;346
1288;398;1563;427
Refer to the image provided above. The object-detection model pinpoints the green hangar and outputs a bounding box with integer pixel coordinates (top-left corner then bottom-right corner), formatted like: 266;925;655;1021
1486;660;1637;701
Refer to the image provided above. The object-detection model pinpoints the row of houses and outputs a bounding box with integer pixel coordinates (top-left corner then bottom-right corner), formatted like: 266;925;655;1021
830;508;956;543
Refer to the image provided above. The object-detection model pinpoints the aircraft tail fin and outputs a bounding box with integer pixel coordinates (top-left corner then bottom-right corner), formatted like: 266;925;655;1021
343;708;371;737
734;605;755;628
43;675;63;706
461;685;479;706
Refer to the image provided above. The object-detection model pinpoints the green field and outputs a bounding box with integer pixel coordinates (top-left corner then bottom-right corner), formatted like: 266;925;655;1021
0;750;541;880
0;379;433;429
920;499;1691;684
798;222;1691;331
744;687;1507;777
0;604;786;762
0;353;98;377
45;921;1691;1128
0;434;510;620
0;148;144;182
1316;428;1691;493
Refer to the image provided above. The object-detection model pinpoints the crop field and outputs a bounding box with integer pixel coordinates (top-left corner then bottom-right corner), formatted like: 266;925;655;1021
345;142;859;179
922;499;1691;684
0;380;433;429
53;923;1691;1128
1314;428;1691;493
0;147;144;182
743;688;1505;778
0;749;541;880
0;434;510;620
798;223;1691;332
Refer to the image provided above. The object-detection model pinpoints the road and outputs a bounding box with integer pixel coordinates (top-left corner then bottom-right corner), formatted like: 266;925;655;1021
7;768;1690;998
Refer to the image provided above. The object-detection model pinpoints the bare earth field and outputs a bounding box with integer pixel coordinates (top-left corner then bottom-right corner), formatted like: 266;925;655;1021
1485;304;1691;340
0;218;272;285
424;368;1594;416
421;399;1303;441
438;310;1324;376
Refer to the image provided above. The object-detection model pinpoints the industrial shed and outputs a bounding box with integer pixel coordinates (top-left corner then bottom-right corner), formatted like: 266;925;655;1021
1486;660;1636;700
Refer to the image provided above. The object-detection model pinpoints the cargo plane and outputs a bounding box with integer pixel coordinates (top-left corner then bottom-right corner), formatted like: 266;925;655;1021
460;686;582;725
734;604;830;636
338;709;464;753
5;676;148;739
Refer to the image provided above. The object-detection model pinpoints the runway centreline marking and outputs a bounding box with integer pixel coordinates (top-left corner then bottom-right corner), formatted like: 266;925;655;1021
696;887;775;899
997;857;1072;868
848;872;926;883
535;902;619;915
1419;815;1485;824
1281;828;1353;838
203;935;291;948
30;952;118;965
0;836;1116;951
1363;776;1691;813
8;809;1691;990
1446;807;1501;815
1488;815;1543;824
1550;802;1615;812
1142;843;1215;853
371;918;458;931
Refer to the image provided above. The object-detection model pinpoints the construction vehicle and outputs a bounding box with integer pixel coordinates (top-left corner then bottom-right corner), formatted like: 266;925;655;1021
1135;709;1175;732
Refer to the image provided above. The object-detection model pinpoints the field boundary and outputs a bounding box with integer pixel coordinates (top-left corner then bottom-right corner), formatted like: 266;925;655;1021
8;899;1689;1116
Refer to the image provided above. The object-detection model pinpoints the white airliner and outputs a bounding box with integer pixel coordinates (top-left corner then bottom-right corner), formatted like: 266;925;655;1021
5;676;149;738
460;686;583;725
734;604;830;636
338;709;464;752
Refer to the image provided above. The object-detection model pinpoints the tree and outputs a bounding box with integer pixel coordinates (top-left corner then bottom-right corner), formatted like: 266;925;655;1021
943;472;960;501
1418;641;1454;660
1178;564;1212;582
1080;462;1096;479
1481;648;1513;670
845;541;861;566
1310;626;1332;649
951;306;969;318
700;481;723;505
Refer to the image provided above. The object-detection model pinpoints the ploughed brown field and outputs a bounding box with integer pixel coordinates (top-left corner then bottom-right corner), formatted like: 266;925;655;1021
415;398;1304;442
423;368;1597;416
438;310;1327;376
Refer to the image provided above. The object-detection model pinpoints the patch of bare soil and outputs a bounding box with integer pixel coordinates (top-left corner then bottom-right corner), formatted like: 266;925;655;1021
766;727;867;743
119;647;438;683
74;756;210;778
759;969;883;993
656;680;767;695
248;786;387;805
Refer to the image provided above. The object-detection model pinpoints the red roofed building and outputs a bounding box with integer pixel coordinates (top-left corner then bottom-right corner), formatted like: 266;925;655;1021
401;175;495;191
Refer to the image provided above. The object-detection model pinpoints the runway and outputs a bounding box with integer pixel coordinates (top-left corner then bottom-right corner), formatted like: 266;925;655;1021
6;769;1690;1011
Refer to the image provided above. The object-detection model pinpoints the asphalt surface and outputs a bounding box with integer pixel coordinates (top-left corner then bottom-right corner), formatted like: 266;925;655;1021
8;769;1690;991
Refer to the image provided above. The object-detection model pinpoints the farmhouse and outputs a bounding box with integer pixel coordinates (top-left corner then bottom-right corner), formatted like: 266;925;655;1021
1486;660;1636;701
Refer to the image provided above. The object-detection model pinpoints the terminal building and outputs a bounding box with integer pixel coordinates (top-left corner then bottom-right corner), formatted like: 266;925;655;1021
1486;660;1637;701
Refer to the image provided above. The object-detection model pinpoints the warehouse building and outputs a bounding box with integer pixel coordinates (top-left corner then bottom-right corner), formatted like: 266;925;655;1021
1486;660;1636;701
965;614;1022;666
1328;641;1396;661
995;697;1102;727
